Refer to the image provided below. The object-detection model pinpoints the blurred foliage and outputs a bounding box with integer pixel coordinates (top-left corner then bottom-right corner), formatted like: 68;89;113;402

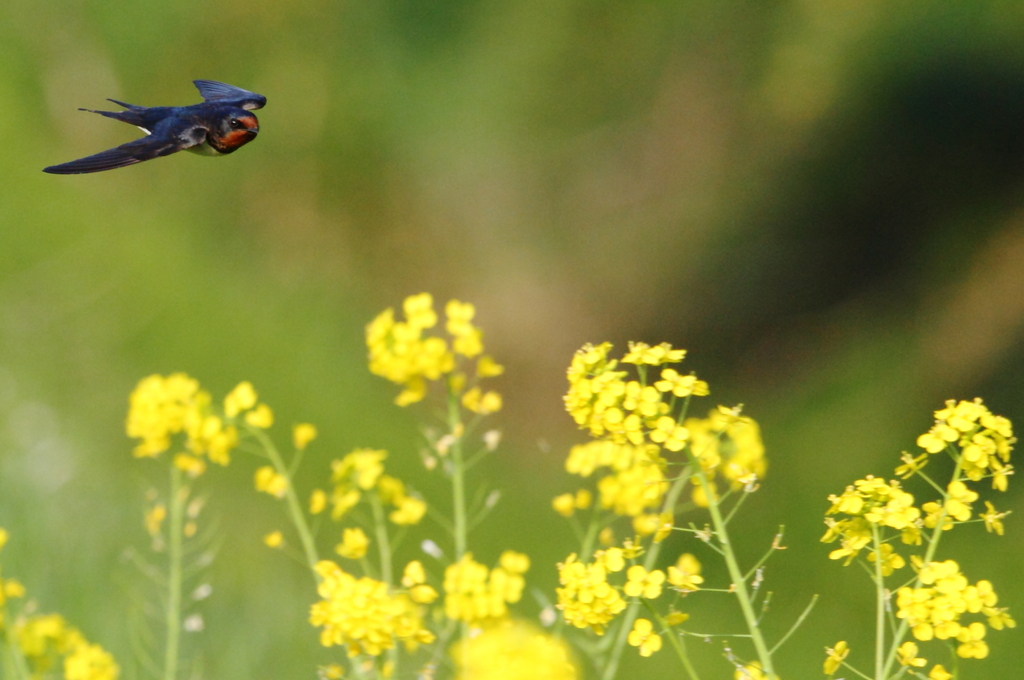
3;0;1024;677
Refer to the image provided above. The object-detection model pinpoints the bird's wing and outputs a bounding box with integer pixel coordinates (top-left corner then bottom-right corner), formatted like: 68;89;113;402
193;80;266;110
43;121;207;174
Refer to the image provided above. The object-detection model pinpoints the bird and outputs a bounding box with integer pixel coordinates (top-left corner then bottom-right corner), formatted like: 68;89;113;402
43;80;266;174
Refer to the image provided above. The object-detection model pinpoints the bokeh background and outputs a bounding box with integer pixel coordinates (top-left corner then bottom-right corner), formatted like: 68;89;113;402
3;0;1024;677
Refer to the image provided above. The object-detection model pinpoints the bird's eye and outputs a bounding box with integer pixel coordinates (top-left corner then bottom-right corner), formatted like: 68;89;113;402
229;119;241;128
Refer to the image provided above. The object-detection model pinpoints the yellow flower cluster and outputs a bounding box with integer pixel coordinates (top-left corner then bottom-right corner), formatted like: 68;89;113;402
915;399;1014;490
0;531;119;680
309;560;435;657
822;476;922;564
564;342;706;449
552;489;592;518
896;559;1014;659
326;449;426;526
443;552;529;625
555;550;630;634
562;441;668;517
255;465;288;498
127;376;275;475
16;614;120;680
366;293;503;408
686;407;767;497
451;620;578;680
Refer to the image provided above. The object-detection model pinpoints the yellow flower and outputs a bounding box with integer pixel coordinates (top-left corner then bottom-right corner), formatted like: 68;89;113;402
477;356;504;378
652;514;674;543
368;294;481;406
665;611;689;626
974;499;1007;536
596;547;625;573
264;531;284;548
648;416;689;452
928;665;952;680
896;641;926;667
389;496;426;526
0;528;7;551
293;423;318;450
310;561;434;656
667;553;703;592
443;555;496;623
451;621;578;680
402;561;439;604
626;618;662;657
556;553;626;634
895;452;928;478
310;489;327;515
552;493;576;517
632;514;661;536
224;381;258;418
654;368;709;398
686;408;766;488
866;544;905;576
956;621;988;659
245;403;274;429
823;640;848;675
254;466;288;499
623;565;665;599
64;641;120;680
126;373;201;457
173;453;206;478
144;504;166;537
621;342;687;365
335;528;369;559
333;449;387;491
462;387;503;415
444;553;527;625
944;480;978;522
4;579;25;599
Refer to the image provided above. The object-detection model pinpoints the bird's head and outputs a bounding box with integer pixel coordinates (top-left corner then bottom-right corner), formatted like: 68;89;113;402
210;109;260;152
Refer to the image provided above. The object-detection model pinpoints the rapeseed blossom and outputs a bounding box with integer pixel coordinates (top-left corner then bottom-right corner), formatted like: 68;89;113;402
555;552;627;634
127;375;281;472
443;552;529;625
564;342;706;448
15;614;120;680
327;449;426;527
626;618;662;657
823;640;848;675
451;620;578;680
915;398;1014;490
563;441;668;517
366;293;502;408
895;559;1014;655
0;531;119;679
685;407;767;497
310;560;434;657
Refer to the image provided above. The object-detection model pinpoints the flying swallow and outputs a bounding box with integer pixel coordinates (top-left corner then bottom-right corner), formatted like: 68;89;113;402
43;80;266;174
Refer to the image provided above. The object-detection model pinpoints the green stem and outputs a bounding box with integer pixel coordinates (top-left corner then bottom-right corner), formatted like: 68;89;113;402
600;468;691;680
696;468;775;677
251;427;320;573
447;394;467;559
871;523;885;680
164;466;186;680
369;494;393;585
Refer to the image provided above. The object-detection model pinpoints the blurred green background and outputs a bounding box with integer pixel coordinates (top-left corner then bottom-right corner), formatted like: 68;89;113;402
3;0;1024;677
